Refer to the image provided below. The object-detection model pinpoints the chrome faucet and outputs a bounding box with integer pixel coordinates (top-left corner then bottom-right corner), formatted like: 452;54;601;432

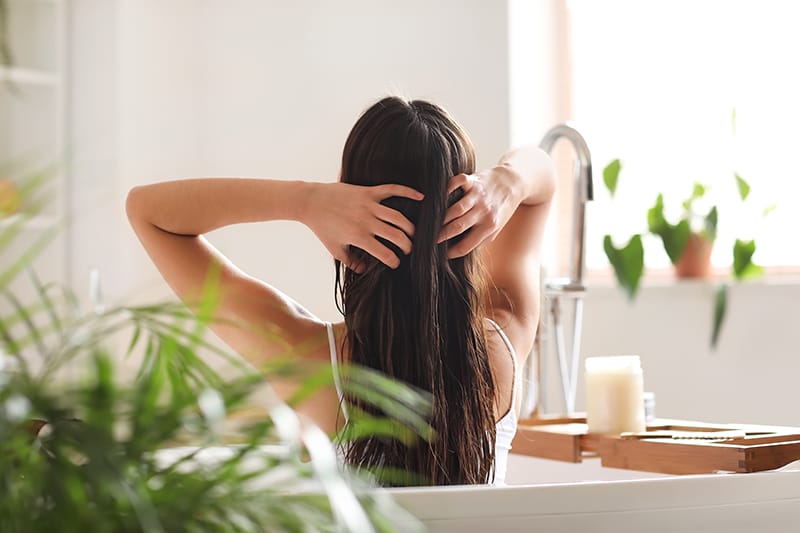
521;124;593;418
538;124;593;292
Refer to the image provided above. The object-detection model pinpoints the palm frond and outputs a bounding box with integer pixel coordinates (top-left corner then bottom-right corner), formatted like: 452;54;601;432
0;162;430;531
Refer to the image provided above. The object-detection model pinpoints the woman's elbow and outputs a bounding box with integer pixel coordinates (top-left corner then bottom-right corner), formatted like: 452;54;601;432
545;160;557;201
533;149;557;205
125;186;148;225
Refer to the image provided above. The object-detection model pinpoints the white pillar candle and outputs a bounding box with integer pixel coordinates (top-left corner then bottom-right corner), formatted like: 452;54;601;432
585;355;646;434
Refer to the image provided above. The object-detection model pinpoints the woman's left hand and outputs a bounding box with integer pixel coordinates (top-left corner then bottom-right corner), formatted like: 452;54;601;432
437;167;523;258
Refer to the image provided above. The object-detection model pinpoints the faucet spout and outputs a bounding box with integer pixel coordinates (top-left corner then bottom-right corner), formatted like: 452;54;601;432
522;124;593;418
539;124;593;290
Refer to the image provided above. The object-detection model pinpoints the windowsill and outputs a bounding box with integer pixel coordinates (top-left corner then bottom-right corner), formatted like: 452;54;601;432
584;266;800;290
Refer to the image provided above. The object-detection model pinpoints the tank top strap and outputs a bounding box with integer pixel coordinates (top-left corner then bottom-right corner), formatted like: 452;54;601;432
326;322;349;420
485;317;518;417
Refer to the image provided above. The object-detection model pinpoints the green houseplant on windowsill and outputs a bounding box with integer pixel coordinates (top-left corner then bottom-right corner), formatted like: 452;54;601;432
601;158;770;349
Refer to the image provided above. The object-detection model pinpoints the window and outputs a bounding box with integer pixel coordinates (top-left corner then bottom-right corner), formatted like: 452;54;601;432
568;0;800;270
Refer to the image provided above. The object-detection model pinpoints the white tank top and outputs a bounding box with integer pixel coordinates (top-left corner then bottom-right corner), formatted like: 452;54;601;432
325;318;519;486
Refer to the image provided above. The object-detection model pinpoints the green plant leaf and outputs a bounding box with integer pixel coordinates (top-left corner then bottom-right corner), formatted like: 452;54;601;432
647;194;667;233
682;183;708;213
732;239;763;279
662;220;690;265
603;234;644;300
763;204;777;217
27;269;64;340
286;365;333;407
359;465;429;487
0;0;13;69
704;206;718;243
338;406;419;448
647;195;690;264
0;225;58;291
711;283;728;349
692;182;707;200
2;290;47;359
602;159;621;197
666;220;691;265
0;158;440;527
735;173;750;201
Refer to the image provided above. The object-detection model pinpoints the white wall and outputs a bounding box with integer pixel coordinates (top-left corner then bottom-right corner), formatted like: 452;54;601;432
71;0;512;322
584;280;800;426
68;0;120;303
66;1;800;427
536;279;800;426
193;0;511;321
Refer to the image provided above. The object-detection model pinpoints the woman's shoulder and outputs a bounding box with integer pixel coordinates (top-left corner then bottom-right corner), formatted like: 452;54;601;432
321;320;347;361
275;319;343;363
485;309;535;366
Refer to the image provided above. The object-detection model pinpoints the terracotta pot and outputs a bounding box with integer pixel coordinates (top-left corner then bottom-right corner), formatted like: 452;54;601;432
674;233;713;279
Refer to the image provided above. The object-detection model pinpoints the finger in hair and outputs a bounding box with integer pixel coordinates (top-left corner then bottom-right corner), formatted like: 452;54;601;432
447;231;483;258
348;260;366;274
375;223;412;255
342;251;366;274
447;173;471;194
440;207;484;242
376;205;415;237
376;184;424;201
437;218;466;244
359;238;401;269
443;194;477;225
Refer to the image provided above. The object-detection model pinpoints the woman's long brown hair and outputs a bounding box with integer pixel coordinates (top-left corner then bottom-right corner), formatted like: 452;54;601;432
334;97;496;485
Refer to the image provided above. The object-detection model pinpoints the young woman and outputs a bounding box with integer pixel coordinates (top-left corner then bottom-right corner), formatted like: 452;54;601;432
126;96;554;486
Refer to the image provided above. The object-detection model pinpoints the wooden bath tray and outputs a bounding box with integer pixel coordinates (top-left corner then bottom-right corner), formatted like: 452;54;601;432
511;414;800;475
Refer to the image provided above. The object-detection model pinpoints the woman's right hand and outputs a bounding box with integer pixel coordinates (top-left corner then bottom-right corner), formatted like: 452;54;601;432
301;182;424;272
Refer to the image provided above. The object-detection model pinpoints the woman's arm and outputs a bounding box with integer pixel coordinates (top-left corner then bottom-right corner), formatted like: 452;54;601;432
439;146;556;337
126;178;421;366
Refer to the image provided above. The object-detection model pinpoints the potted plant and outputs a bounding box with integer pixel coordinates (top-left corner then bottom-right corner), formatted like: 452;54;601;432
601;157;770;348
0;168;430;531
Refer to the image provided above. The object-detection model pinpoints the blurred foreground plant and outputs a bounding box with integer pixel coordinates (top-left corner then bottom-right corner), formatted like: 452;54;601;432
0;0;12;68
0;168;430;532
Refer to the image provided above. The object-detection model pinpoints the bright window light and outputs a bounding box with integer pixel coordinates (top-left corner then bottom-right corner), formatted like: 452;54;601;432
568;0;800;269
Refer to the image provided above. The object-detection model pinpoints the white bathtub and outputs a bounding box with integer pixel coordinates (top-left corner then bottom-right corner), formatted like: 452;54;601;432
387;454;800;532
156;447;800;531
